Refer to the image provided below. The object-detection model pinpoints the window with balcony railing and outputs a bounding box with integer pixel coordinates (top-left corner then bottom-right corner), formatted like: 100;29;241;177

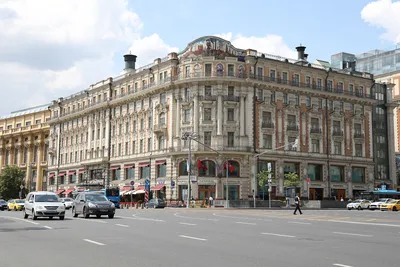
282;72;288;84
306;76;311;88
311;118;320;133
270;70;275;81
283;93;288;104
288;136;297;151
287;115;297;131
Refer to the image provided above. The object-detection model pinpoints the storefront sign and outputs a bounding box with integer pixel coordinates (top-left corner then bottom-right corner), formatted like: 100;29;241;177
331;184;346;189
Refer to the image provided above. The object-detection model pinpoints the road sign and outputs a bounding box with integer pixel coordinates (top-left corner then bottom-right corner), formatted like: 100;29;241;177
145;179;150;191
171;180;175;187
130;181;134;186
381;184;386;190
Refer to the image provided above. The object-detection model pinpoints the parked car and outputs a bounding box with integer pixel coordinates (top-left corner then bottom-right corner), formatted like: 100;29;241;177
145;198;166;209
8;199;25;211
369;198;392;210
346;199;371;210
60;198;73;210
24;192;65;220
72;192;115;219
0;199;7;211
380;199;400;211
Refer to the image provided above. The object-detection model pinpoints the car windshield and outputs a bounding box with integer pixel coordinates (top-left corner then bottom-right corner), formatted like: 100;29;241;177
86;194;108;202
0;200;6;204
15;200;24;203
35;195;59;202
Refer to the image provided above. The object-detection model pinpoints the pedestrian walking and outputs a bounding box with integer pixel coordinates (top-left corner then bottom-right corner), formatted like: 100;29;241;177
293;195;302;215
209;196;213;207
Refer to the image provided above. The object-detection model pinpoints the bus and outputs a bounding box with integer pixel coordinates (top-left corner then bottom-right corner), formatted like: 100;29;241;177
360;190;400;201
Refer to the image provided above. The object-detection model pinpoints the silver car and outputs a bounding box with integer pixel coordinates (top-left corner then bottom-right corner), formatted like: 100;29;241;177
24;192;65;220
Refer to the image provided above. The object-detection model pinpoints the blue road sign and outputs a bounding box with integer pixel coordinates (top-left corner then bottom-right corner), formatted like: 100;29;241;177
130;181;134;186
145;179;150;191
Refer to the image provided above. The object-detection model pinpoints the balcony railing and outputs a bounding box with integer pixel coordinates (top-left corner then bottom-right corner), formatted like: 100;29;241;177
223;95;240;102
310;127;322;133
332;130;344;136
354;132;364;138
261;121;274;128
286;125;299;132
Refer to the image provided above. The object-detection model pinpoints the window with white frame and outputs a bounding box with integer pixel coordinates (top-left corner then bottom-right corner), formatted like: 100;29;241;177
263;135;272;149
334;141;342;155
311;139;320;153
227;132;234;147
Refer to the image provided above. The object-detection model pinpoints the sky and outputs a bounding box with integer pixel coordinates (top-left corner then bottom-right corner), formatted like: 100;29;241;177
0;0;399;115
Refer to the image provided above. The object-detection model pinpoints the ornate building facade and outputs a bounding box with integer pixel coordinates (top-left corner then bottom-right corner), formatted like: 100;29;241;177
47;36;377;200
0;105;51;191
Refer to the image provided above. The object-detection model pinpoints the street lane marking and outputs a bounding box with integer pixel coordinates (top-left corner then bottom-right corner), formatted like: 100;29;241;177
179;235;207;241
288;221;311;225
366;218;377;221
131;215;165;222
261;232;296;238
83;239;105;246
180;222;197;226
213;213;271;222
75;218;107;224
174;213;219;222
333;264;353;267
0;216;40;225
43;226;53;230
115;224;129;228
328;220;400;228
236;222;256;225
333;232;373;237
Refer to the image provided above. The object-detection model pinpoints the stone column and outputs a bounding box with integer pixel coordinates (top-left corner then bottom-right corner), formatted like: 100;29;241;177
105;115;110;158
25;144;32;185
217;94;223;136
36;143;43;191
386;83;397;187
175;96;181;137
240;94;245;136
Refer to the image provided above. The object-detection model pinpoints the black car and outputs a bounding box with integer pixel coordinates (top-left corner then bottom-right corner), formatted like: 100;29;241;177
72;192;115;219
145;198;166;209
0;199;7;211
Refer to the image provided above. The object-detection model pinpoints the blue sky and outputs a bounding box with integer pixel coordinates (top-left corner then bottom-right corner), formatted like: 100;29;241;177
0;0;399;114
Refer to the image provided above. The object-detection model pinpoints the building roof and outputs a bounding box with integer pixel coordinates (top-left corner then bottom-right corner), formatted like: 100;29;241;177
0;104;50;120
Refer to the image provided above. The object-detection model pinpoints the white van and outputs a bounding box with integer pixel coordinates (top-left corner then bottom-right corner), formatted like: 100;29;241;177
24;191;66;220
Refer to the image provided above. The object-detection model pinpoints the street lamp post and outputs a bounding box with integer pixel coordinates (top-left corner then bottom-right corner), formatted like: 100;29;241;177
252;138;299;209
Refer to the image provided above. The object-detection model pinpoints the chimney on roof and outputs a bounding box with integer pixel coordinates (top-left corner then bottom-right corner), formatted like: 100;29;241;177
296;44;306;60
124;54;137;71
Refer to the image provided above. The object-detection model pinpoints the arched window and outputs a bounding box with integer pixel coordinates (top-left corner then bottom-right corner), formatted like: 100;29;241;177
179;160;188;176
198;160;216;177
159;112;166;126
223;160;240;177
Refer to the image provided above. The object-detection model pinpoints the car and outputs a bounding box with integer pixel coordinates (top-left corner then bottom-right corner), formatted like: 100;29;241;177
346;199;371;210
72;192;115;219
380;199;400;211
0;199;7;211
369;198;392;210
60;198;73;210
8;199;25;211
7;199;14;210
23;192;65;220
145;198;166;209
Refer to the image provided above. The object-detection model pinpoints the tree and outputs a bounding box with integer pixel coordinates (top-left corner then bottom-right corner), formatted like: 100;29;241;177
284;172;300;187
0;165;26;200
257;170;273;200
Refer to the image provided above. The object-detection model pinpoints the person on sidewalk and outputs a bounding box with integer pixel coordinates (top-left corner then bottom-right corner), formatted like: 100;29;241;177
293;195;302;215
209;196;213;207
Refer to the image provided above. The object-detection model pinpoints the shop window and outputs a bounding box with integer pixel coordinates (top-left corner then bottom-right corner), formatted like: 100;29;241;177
308;164;322;181
352;167;365;183
330;166;344;182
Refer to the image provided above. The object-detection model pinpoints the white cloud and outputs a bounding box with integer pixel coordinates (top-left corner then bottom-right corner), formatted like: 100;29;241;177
215;32;297;59
361;0;400;43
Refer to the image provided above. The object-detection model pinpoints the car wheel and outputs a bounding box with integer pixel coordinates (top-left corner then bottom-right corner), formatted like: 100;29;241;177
108;214;114;219
59;216;65;220
83;207;89;218
72;208;78;218
347;207;351;210
23;210;28;219
32;210;37;220
393;206;397;212
14;207;16;211
153;205;157;209
357;206;361;210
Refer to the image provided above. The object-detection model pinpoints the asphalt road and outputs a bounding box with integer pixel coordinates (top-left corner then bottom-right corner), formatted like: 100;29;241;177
0;208;399;267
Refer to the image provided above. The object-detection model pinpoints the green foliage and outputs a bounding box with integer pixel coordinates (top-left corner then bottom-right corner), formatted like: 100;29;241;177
257;170;273;188
284;172;300;187
0;165;26;200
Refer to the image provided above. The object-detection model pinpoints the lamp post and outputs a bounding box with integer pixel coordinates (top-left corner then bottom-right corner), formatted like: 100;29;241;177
252;138;299;209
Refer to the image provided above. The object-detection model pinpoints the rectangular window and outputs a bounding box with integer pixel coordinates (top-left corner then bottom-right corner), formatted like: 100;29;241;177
227;132;234;147
306;96;311;107
287;115;296;128
228;64;234;76
349;84;354;93
288;136;297;150
111;145;115;157
185;65;190;77
205;86;212;96
327;80;333;90
184;88;190;101
270;70;275;81
160;93;166;104
317;78;322;89
205;64;212;76
140;119;144;130
311;139;320;153
311;118;319;131
306;76;311;87
227;108;234;121
139;139;143;153
141;166;150;179
334;141;342;155
228;86;234;96
333;121;341;134
262;111;272;124
204;108;212;121
158;163;167;178
125;142;129;155
294;74;300;86
204;131;211;146
283;93;288;104
147;138;152;152
338;82;343;92
355;144;363;157
158;136;165;150
330;166;344;182
282;72;288;84
263;135;272;149
352;167;364;183
184;109;191;122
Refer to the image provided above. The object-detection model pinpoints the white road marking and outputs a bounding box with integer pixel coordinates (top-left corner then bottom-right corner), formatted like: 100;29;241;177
327;219;400;228
179;222;197;226
131;215;165;222
333;232;373;237
288;221;311;225
261;232;296;238
179;235;207;241
236;222;256;225
43;226;53;230
75;218;107;223
333;264;353;267
0;216;39;225
83;239;105;246
213;213;272;222
115;224;129;228
174;213;219;221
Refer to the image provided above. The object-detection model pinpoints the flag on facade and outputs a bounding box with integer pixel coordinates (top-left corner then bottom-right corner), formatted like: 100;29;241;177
197;160;208;171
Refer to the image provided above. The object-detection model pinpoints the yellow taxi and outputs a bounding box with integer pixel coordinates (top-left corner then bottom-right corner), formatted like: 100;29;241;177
380;199;400;211
7;199;25;211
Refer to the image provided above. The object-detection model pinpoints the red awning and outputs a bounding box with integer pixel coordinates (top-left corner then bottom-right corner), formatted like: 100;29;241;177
155;160;166;165
110;166;120;170
122;186;131;191
58;172;66;177
138;162;149;167
48;173;55;178
68;171;76;175
64;189;73;195
124;164;135;169
135;186;145;191
56;189;64;194
78;170;85;174
151;185;166;191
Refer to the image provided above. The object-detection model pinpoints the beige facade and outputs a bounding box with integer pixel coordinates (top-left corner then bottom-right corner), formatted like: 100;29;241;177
0;105;51;191
47;36;376;200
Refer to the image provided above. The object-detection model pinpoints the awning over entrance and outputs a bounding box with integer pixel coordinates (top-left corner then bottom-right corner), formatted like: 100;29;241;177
58;172;66;177
151;185;165;191
135;186;145;191
78;169;85;174
124;164;135;169
110;166;120;170
56;189;64;194
68;171;76;175
133;189;145;194
138;162;149;167
48;173;55;178
64;189;73;196
155;160;166;165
